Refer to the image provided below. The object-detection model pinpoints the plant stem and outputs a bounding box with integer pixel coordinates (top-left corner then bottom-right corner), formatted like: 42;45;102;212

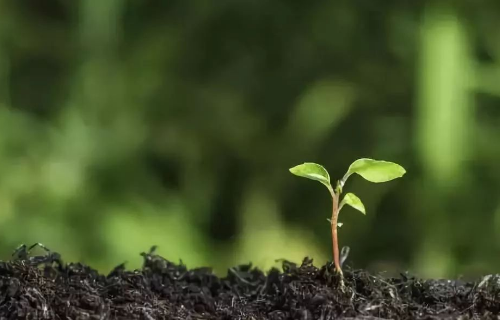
329;189;342;275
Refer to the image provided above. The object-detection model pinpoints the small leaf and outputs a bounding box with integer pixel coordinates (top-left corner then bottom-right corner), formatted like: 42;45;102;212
342;158;405;184
340;193;366;215
289;162;332;190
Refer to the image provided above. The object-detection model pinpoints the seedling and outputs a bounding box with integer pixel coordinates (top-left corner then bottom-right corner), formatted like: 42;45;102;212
289;158;406;275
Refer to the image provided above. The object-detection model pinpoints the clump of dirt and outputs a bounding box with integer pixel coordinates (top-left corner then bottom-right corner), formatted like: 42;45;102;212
0;244;499;319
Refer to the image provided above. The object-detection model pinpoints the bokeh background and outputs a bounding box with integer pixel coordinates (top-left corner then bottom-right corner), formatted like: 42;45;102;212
0;0;499;280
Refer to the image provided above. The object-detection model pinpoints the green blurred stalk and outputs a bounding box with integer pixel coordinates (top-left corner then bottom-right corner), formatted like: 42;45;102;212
414;4;474;277
74;0;124;116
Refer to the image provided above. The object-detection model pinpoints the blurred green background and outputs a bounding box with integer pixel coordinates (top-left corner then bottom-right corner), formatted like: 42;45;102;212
0;0;499;279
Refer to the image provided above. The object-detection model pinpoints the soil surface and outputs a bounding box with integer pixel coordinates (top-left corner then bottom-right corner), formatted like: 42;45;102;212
0;244;499;319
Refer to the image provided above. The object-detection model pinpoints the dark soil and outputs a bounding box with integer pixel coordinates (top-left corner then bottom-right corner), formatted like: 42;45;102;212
0;245;499;320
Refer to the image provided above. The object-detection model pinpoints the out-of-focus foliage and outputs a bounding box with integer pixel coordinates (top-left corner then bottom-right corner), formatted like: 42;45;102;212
0;0;499;278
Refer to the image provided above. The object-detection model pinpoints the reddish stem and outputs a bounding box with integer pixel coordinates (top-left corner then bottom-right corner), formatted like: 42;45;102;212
330;190;342;274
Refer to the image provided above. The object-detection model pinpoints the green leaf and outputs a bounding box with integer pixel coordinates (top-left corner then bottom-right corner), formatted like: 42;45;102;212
339;193;366;215
289;162;332;190
342;158;406;185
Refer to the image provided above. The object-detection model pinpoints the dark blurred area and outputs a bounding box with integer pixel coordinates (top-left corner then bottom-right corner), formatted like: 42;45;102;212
0;0;499;279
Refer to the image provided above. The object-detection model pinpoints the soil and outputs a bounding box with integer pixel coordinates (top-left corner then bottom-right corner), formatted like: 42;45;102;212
0;244;499;320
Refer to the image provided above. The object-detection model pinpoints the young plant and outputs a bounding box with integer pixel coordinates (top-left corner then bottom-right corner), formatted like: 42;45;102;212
289;158;406;275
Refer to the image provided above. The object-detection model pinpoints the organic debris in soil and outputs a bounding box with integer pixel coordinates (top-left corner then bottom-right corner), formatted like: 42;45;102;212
0;244;499;319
